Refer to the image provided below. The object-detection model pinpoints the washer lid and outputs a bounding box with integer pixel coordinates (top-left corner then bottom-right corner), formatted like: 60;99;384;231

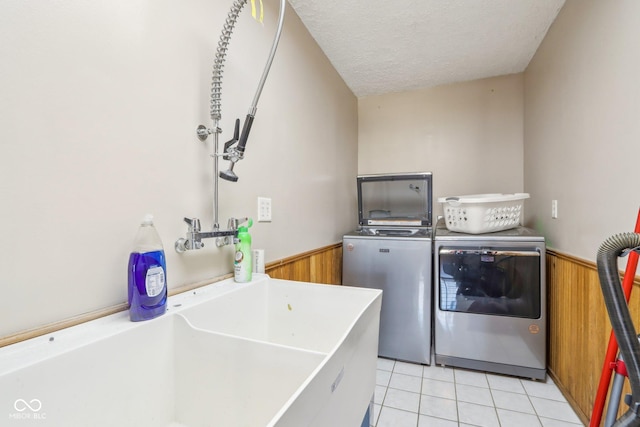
357;172;433;227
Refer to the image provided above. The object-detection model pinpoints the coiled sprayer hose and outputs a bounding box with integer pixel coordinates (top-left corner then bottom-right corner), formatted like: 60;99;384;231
597;233;640;427
211;0;246;121
210;0;284;122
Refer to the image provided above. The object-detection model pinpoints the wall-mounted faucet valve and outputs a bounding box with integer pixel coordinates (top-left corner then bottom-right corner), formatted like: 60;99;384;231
175;216;246;253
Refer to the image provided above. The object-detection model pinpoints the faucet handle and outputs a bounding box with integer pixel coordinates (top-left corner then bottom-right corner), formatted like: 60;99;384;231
183;217;201;232
226;217;237;230
227;217;249;230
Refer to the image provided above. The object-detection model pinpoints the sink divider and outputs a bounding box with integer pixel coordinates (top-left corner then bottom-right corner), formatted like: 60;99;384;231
173;315;329;427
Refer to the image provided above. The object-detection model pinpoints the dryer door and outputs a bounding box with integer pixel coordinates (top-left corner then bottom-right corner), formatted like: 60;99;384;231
438;248;541;318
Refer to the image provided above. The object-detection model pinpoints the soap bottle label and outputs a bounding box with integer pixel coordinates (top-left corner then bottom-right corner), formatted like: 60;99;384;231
234;249;251;282
145;266;165;297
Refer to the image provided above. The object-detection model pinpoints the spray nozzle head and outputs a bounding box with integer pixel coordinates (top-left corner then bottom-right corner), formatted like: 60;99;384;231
222;119;241;160
219;114;255;182
220;165;239;182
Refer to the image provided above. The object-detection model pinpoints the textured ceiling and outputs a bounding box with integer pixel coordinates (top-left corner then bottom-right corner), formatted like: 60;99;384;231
288;0;565;97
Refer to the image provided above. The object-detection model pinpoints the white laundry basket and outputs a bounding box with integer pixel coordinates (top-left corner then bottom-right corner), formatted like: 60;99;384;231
438;193;530;234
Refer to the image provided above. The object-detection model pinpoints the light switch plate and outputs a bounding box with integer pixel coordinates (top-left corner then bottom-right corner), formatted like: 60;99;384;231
258;197;272;222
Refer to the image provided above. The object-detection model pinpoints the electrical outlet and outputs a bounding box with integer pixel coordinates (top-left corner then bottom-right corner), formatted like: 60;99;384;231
551;200;558;219
258;197;272;222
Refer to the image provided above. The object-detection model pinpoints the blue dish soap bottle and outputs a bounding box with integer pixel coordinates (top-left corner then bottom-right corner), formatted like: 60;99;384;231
128;214;167;321
234;219;253;283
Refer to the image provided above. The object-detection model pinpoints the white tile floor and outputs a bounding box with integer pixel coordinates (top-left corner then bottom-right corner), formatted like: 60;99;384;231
373;357;584;427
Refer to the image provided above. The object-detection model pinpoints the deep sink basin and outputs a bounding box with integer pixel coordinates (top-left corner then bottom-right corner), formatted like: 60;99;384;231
0;275;382;427
179;277;381;353
173;316;327;427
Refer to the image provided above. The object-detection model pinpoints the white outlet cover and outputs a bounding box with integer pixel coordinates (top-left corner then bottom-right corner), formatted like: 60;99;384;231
258;197;272;222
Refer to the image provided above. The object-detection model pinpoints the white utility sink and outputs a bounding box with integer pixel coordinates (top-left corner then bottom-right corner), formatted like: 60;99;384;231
179;277;380;353
0;274;382;427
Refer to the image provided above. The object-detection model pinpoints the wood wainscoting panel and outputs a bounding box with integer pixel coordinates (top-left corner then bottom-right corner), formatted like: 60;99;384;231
547;249;640;425
265;243;343;285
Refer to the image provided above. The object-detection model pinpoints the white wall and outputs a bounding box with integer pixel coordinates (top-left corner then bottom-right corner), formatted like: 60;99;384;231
0;0;358;337
524;0;640;259
358;74;525;219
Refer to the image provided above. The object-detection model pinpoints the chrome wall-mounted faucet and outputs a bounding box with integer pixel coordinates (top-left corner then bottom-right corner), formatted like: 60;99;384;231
176;0;284;254
175;217;249;253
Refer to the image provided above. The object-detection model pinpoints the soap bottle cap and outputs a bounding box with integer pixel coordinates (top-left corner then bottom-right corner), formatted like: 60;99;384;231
238;218;253;233
141;214;154;225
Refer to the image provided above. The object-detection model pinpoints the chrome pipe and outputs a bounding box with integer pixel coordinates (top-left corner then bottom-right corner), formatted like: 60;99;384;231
249;0;286;114
212;120;220;229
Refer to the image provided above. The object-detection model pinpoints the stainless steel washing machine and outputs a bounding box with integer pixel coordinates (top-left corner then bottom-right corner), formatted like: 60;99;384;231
342;173;433;365
343;229;432;364
434;219;546;379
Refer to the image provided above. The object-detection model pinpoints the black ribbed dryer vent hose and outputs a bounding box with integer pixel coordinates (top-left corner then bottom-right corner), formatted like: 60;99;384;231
597;232;640;427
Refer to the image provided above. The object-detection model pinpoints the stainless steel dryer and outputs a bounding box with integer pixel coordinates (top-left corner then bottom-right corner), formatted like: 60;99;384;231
434;219;546;379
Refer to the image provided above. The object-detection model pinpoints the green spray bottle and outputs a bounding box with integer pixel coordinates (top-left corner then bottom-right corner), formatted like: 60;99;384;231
234;218;253;283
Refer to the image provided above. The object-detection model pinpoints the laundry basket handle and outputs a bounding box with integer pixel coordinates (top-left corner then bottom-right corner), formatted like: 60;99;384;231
444;197;461;206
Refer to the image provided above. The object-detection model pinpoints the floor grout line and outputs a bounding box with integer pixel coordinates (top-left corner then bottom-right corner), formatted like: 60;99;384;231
375;357;584;427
